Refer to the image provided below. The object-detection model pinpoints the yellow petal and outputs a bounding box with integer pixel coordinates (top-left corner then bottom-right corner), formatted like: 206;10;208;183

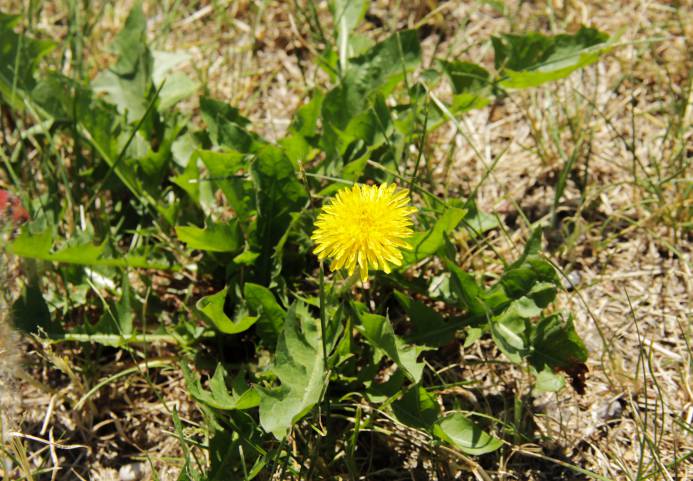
311;182;417;285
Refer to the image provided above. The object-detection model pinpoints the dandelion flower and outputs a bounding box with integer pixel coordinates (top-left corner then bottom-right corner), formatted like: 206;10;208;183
312;183;417;282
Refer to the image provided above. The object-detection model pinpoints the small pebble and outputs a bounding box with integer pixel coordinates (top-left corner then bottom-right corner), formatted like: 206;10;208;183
119;462;146;481
594;397;624;422
563;270;581;291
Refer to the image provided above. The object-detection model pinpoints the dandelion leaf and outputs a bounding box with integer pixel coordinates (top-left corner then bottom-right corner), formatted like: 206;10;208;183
358;312;425;383
92;3;152;122
392;385;440;430
175;219;243;253
403;207;466;264
493;27;610;89
196;287;258;335
244;283;286;346
434;413;502;455
250;144;308;285
529;313;589;393
258;302;327;439
182;362;260;411
0;13;54;109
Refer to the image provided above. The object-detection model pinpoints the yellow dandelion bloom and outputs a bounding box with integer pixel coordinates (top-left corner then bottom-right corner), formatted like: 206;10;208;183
312;183;417;282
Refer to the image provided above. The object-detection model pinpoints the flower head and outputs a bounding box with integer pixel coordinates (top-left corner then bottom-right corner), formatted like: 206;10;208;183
312;183;416;282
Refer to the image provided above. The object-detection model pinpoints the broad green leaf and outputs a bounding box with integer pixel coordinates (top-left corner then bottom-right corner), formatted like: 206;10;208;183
528;313;588;393
403;207;466;264
526;281;558;309
158;72;198;111
196;287;258;335
151;50;198;110
340;155;368;181
533;367;566;394
171;128;198;165
347;29;421;95
11;285;60;335
347;32;376;58
289;90;325;139
0;14;55;109
408;60;492;123
434;413;502;455
394;291;451;347
200;96;255;151
463;326;484;348
281;90;324;164
196;149;254;219
32;74;120;159
175;219;243;253
529;313;588;372
69;279;136;346
441;230;559;322
281;133;312;166
504;296;543;319
438;60;491;100
92;68;150;123
31;73;175;219
250;144;308;284
171;151;203;205
498;256;559;301
479;229;557;312
135;118;185;194
0;13;19;29
330;0;369;40
365;369;406;403
7;228;171;269
335;109;380;151
172;132;207;193
322;29;420;136
449;91;492;114
258;302;328;439
207;422;265;481
319;92;392;169
182;363;260;411
152;50;190;83
443;259;488;317
490;299;532;364
244;282;286;345
331;0;370;74
233;249;260;266
493;27;610;89
462;204;501;238
428;272;453;301
32;73;119;157
92;4;152;122
392;385;440;430
358;312;425;383
109;4;148;76
7;225;51;254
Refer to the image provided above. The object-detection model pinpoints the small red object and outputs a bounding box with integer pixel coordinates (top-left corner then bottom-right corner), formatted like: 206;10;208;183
0;189;29;225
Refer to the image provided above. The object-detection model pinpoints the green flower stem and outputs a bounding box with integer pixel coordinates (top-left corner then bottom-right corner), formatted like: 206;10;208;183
319;262;328;371
74;359;173;410
318;262;332;446
47;331;215;345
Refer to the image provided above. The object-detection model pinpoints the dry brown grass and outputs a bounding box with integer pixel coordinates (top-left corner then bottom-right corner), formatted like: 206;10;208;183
1;0;691;480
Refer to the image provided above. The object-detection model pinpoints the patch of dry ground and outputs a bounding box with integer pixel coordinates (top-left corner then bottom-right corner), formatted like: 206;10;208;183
1;0;691;480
